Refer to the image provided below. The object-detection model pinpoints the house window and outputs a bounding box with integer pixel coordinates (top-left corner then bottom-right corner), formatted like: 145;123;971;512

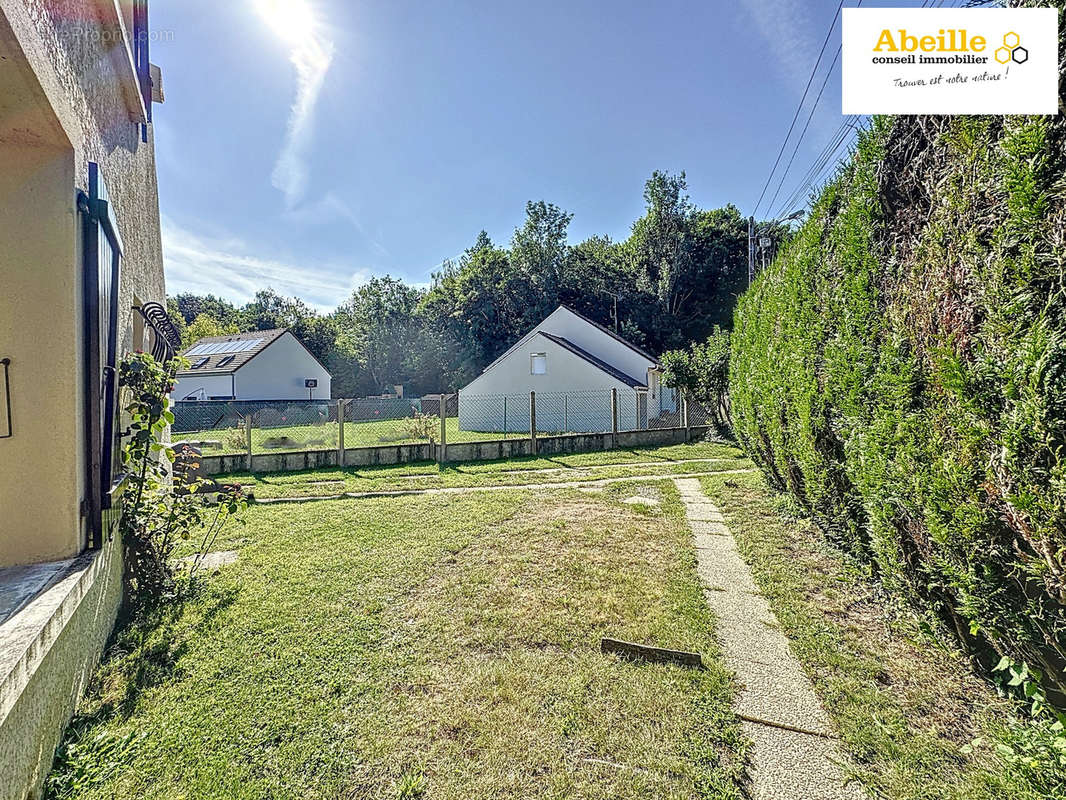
531;353;547;375
191;357;210;369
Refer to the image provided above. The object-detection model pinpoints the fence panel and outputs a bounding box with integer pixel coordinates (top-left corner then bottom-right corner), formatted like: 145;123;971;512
172;385;707;465
171;400;253;456
531;389;614;436
686;398;714;428
340;397;424;448
249;400;338;454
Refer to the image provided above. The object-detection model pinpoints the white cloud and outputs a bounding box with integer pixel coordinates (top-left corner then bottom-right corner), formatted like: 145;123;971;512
738;0;825;93
161;217;371;311
272;36;334;207
254;0;336;208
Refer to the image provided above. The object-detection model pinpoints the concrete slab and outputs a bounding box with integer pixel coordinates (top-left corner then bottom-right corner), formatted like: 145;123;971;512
742;721;864;800
0;559;79;627
179;550;239;573
695;553;762;595
689;520;732;536
733;657;834;736
673;478;866;799
693;532;738;554
705;585;777;627
685;505;726;522
715;617;797;668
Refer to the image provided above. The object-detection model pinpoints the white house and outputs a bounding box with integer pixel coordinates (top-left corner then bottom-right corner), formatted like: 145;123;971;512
173;329;332;401
458;306;677;433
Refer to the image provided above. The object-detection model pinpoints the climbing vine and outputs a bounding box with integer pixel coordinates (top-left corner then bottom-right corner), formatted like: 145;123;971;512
118;352;245;607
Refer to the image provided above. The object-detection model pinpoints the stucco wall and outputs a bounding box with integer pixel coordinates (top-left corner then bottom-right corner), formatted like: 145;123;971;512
0;0;165;566
233;333;332;400
171;372;234;401
0;533;124;800
459;333;641;432
536;307;656;385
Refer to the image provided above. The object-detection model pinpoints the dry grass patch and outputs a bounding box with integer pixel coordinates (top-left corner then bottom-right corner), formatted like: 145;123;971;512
48;486;746;800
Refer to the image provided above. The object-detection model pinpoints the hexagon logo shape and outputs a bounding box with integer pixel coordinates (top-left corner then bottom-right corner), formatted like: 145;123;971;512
1012;46;1029;64
1003;32;1021;49
995;46;1012;64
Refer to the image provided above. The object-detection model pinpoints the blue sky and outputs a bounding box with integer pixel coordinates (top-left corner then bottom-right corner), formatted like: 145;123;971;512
153;0;893;310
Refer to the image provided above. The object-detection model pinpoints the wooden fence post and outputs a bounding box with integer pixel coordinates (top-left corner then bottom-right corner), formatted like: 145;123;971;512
682;392;690;441
438;394;447;464
529;391;537;455
611;388;619;448
244;412;253;472
337;399;345;466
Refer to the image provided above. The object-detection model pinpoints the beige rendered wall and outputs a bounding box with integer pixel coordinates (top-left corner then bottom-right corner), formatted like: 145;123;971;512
0;145;81;565
0;533;124;800
0;0;166;566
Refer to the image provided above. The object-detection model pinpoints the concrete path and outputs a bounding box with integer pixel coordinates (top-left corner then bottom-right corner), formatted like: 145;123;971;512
673;478;864;800
253;469;758;504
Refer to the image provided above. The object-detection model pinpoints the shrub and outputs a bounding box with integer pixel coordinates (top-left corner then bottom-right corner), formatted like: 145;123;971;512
118;352;245;607
403;411;439;442
730;59;1066;707
660;326;731;427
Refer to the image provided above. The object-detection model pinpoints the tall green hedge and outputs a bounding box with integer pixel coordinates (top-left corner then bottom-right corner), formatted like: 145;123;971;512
731;23;1066;698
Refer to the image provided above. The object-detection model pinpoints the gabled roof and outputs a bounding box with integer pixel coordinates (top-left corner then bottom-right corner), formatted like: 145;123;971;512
539;333;646;389
176;329;287;375
558;305;659;365
479;305;657;378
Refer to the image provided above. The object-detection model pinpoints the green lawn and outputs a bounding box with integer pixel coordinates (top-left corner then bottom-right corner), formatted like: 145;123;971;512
47;481;748;799
216;441;750;499
699;470;1065;800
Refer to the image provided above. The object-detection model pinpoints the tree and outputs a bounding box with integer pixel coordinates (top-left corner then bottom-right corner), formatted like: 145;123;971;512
334;277;424;395
659;326;731;427
242;288;316;331
180;313;239;349
420;232;525;384
509;201;573;322
627;171;696;332
172;293;242;328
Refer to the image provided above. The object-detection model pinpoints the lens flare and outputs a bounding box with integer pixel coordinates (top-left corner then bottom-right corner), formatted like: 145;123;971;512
255;0;317;45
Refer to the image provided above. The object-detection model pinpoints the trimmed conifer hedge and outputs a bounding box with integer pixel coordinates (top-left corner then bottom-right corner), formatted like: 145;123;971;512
730;38;1066;698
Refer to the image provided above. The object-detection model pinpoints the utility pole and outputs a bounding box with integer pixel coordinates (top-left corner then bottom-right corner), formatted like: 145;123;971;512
600;289;620;332
747;216;755;288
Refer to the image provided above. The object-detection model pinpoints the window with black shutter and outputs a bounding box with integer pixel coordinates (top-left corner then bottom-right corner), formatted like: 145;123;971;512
79;163;123;550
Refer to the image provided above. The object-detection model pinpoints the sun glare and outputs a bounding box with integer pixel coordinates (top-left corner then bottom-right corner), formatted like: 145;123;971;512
255;0;317;45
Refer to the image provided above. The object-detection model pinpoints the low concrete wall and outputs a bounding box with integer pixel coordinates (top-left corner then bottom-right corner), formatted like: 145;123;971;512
199;427;711;475
0;536;124;800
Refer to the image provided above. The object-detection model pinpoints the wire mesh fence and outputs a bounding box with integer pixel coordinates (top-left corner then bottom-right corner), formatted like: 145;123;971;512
170;386;716;462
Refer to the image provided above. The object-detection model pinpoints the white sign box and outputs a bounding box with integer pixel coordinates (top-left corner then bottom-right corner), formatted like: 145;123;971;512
842;8;1059;115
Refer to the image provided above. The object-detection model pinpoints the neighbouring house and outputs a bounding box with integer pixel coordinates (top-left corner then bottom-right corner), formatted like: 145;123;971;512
0;1;174;797
172;329;332;401
458;306;677;433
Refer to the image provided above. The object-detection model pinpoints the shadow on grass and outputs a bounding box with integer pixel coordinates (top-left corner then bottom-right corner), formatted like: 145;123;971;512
44;584;239;799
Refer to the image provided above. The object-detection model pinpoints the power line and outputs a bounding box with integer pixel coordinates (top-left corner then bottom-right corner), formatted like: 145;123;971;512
751;0;846;218
764;45;843;217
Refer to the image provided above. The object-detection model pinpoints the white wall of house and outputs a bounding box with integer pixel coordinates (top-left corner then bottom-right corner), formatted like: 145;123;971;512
536;307;656;384
172;373;234;401
459;333;640;432
234;333;332;400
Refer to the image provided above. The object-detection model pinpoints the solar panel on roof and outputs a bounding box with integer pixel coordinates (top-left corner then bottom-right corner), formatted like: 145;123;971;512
184;338;264;357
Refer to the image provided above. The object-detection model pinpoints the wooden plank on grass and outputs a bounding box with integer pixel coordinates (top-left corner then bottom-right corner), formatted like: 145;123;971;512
601;638;704;669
